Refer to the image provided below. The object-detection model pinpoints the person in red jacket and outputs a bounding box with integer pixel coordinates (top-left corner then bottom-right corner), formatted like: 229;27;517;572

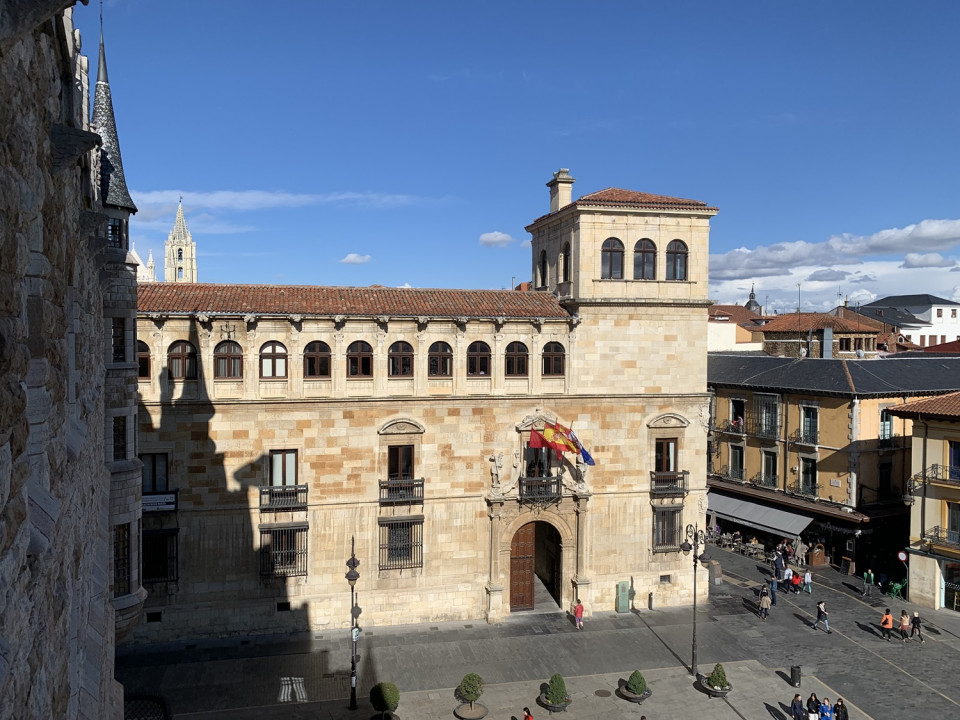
573;600;584;630
880;609;894;641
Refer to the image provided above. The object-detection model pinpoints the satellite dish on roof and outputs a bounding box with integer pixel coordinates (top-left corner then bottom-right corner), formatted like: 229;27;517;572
856;349;865;358
798;347;807;358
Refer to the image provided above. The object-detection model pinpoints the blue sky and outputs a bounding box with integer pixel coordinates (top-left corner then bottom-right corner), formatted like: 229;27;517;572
77;1;960;313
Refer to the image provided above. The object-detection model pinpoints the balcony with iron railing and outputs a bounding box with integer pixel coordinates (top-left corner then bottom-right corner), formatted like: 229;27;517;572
750;472;779;490
748;418;780;440
378;477;425;506
877;433;902;450
259;485;308;510
790;427;819;446
519;475;562;503
717;465;746;483
788;480;820;499
922;525;960;551
716;419;745;435
650;470;689;497
914;464;960;488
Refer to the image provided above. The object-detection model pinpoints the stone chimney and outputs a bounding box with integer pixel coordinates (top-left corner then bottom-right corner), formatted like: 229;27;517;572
547;168;575;213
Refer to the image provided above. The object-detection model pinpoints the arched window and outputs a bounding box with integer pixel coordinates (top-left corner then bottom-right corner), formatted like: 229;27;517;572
505;341;528;377
428;341;452;377
347;340;373;378
388;341;414;377
137;340;151;379
167;340;197;380
259;341;288;378
634;239;656;280
666;240;688;281
467;341;490;377
177;267;183;280
177;249;183;262
601;238;624;279
303;341;331;378
539;250;548;288
214;341;243;378
542;341;565;376
561;243;571;283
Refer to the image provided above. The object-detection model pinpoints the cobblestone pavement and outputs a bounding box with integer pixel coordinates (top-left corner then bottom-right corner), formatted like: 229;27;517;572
117;547;960;719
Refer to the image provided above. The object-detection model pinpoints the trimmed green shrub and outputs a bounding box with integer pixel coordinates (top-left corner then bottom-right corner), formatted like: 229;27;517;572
457;673;484;708
707;663;729;690
370;681;400;717
626;670;648;695
546;673;568;705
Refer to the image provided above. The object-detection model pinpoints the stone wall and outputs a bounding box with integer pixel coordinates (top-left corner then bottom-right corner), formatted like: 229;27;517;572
0;7;121;719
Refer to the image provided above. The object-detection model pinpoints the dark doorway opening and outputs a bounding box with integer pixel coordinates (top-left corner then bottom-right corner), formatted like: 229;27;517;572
510;521;561;611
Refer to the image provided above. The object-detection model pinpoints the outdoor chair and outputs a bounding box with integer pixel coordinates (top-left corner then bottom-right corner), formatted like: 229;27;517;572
888;579;907;600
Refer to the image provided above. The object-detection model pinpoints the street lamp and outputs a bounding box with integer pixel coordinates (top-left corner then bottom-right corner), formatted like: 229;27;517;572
680;523;710;678
345;537;360;711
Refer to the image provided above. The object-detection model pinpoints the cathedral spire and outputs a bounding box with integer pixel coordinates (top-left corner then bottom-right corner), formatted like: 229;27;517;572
92;31;137;212
165;201;198;283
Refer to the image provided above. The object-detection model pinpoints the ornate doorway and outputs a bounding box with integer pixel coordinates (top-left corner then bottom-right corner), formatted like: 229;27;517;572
510;521;561;611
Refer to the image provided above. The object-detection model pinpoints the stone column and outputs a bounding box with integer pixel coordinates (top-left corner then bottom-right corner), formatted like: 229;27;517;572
484;496;505;623
572;493;591;612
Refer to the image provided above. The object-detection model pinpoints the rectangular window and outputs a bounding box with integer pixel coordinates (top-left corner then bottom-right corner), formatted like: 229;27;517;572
111;317;125;362
388;445;414;480
524;444;555;477
879;409;893;440
937;308;943;318
754;394;780;437
729;444;744;481
762;450;778;486
799;457;817;495
839;337;851;352
259;525;308;577
270;449;298;486
107;218;124;249
801;405;818;444
140;452;169;492
953;309;957;319
143;529;178;583
113;523;131;596
653;508;681;552
113;415;127;461
378;517;424;570
655;438;677;472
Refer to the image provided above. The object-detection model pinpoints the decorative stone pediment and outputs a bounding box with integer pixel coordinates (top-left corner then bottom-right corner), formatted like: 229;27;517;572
647;413;689;429
378;418;425;435
516;412;554;432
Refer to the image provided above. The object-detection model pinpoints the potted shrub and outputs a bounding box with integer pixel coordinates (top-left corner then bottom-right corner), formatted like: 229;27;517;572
538;673;571;713
698;663;732;698
370;681;400;719
454;673;488;720
618;669;652;703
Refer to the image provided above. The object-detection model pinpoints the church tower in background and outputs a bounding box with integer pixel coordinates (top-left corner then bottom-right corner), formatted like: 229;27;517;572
164;201;198;282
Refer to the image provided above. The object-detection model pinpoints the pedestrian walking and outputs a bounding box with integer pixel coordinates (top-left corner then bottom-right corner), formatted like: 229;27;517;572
791;693;806;720
784;565;794;584
910;611;925;642
811;600;831;633
804;570;813;594
759;590;772;620
863;568;875;597
806;692;821;719
819;697;834;719
796;537;809;566
770;577;778;606
880;608;894;641
573;599;584;630
792;571;803;594
775;551;785;581
522;707;534;720
833;698;849;720
899;610;910;641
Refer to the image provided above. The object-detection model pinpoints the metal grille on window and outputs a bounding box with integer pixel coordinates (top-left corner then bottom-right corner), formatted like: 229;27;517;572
378;517;423;570
653;509;681;552
112;317;125;362
259;526;308;577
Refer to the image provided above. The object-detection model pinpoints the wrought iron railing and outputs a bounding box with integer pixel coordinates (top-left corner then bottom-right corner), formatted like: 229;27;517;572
917;464;960;485
748;418;780;439
716;419;745;435
878;433;902;449
751;472;778;489
650;470;689;496
519;476;562;502
790;427;819;446
788;480;820;498
718;465;745;482
378;477;425;505
923;525;960;549
259;485;308;510
259;527;308;577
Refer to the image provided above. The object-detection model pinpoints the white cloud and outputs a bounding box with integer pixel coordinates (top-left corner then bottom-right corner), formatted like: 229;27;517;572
339;253;371;264
479;231;515;247
805;269;849;282
133;189;427;213
900;253;956;269
826;219;960;255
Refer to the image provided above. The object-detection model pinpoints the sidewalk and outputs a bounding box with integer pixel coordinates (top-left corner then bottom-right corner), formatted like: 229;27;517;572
118;546;960;720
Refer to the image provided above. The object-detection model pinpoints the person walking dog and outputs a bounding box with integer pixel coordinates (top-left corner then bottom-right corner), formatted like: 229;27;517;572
812;600;831;633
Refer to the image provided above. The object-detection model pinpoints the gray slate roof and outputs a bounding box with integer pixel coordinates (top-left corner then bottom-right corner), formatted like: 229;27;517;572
708;354;960;397
92;36;137;213
864;294;960;308
847;305;927;328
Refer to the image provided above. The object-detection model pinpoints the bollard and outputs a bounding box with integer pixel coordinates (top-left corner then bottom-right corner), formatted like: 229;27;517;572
790;665;801;687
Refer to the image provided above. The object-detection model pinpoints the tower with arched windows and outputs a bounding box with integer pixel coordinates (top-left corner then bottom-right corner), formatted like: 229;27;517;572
164;200;198;282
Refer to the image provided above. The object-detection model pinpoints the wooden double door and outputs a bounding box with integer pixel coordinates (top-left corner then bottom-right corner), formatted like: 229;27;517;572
510;521;561;611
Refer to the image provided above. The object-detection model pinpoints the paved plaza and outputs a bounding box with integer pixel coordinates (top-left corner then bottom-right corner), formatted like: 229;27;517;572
118;547;960;719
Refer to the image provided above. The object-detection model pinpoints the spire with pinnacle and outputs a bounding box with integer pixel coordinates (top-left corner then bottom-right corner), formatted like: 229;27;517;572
92;31;137;212
165;200;198;282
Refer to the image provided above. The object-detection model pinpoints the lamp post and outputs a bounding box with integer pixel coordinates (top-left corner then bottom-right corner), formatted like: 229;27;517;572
345;538;360;711
680;523;710;678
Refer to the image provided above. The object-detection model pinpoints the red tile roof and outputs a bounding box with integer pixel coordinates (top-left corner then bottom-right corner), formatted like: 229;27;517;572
888;391;960;420
924;339;960;353
709;304;760;325
138;283;571;320
527;187;717;225
759;313;878;334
